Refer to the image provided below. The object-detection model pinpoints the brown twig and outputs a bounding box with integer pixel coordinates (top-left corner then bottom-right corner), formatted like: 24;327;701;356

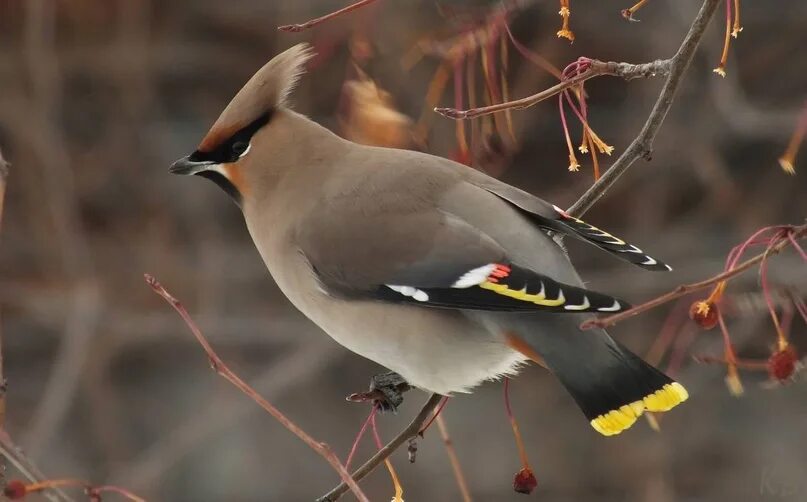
435;59;670;120
278;0;379;33
144;274;369;502
435;415;473;502
7;478;145;502
0;430;73;502
110;342;336;490
582;224;807;330
568;0;723;217
622;0;651;21
317;393;444;502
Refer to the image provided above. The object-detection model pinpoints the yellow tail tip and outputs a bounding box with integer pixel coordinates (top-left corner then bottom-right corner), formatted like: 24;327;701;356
590;382;688;436
643;382;688;412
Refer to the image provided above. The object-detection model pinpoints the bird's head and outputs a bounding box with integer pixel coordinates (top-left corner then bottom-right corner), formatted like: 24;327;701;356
169;43;316;206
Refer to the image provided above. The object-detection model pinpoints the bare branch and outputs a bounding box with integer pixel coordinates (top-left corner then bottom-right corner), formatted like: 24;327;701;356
0;430;74;502
278;0;379;33
435;59;671;120
583;223;807;330
144;274;369;502
0;149;75;502
3;478;145;502
435;414;473;502
568;0;723;217
317;393;444;502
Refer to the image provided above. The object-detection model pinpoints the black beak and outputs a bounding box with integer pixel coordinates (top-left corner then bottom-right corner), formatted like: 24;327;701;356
169;156;214;175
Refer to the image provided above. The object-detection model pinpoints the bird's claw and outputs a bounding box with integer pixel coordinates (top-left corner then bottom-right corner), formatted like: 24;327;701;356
346;371;411;413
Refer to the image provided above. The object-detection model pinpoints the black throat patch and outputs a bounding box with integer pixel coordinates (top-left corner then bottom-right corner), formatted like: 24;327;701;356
197;170;242;207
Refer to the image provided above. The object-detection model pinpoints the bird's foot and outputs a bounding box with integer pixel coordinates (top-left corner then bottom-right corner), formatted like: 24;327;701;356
346;371;411;413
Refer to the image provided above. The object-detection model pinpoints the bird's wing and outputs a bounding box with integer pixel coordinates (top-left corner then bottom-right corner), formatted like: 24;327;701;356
468;174;672;271
297;196;630;314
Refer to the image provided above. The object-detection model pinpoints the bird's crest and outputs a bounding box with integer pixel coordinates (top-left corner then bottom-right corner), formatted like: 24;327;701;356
198;43;315;153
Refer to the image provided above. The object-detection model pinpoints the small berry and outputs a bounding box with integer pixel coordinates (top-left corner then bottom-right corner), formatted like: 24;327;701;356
513;467;538;494
768;345;799;382
4;480;27;500
689;300;719;330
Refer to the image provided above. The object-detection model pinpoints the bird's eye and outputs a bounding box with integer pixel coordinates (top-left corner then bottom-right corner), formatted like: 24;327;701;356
231;141;249;157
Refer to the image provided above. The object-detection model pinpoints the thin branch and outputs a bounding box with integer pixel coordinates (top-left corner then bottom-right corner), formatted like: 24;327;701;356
278;0;379;33
582;224;807;330
317;393;444;502
435;414;473;502
6;478;145;502
0;430;73;502
568;0;723;217
435;59;670;120
109;341;336;489
144;274;369;502
0;150;74;502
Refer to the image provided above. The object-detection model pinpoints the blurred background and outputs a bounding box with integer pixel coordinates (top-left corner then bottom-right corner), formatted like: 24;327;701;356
1;0;807;500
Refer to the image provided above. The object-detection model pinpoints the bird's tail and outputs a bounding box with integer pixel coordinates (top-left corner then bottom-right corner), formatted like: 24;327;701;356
507;318;688;436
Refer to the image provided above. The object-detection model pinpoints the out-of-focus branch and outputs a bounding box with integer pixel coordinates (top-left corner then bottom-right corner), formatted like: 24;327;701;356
0;149;75;502
583;223;807;329
0;146;7;493
435;414;473;502
568;0;722;217
110;341;336;490
0;431;73;502
0;147;8;230
435;59;670;120
21;0;100;459
278;0;379;33
317;393;444;502
3;477;144;502
144;275;369;502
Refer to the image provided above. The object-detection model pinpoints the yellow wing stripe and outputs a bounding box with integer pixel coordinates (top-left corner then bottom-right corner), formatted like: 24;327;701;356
590;383;688;436
479;280;566;307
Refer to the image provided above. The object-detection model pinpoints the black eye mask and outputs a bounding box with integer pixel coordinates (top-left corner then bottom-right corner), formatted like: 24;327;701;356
189;111;272;164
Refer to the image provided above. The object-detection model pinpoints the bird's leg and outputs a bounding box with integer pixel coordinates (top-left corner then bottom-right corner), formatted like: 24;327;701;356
371;371;411;412
346;371;411;413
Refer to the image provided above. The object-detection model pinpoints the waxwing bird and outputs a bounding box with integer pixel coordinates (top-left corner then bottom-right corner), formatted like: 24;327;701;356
170;44;687;436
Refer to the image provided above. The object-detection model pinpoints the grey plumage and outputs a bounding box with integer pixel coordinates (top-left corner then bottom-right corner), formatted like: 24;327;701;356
170;44;688;436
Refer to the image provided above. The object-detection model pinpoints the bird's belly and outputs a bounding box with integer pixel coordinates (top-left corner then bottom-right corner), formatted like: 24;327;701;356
245;228;525;395
312;299;526;395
